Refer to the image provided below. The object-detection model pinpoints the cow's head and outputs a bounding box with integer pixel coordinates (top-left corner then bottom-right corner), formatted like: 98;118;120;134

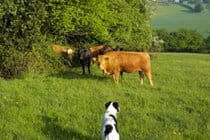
51;44;74;56
66;48;74;55
98;45;113;55
79;48;91;60
98;55;109;70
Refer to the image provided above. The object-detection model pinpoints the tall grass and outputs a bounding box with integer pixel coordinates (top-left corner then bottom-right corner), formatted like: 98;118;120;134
0;53;210;139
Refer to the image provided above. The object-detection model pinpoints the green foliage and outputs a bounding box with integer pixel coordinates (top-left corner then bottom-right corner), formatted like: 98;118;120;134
0;46;28;79
45;0;152;49
206;3;210;10
194;3;204;12
156;29;204;52
0;39;68;79
205;35;210;51
150;32;164;52
0;0;47;51
0;0;57;78
0;0;152;78
203;0;210;3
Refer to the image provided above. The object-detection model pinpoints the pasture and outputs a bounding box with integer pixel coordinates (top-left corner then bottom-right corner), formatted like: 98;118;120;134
151;4;210;37
0;53;210;140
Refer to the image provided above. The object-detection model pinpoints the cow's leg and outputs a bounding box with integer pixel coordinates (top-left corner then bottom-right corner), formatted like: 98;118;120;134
139;71;144;85
82;65;85;75
80;60;85;75
113;72;120;84
145;71;153;86
120;71;123;78
87;61;91;74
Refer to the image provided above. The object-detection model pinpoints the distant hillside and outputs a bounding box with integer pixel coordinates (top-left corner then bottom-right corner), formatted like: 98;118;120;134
151;4;210;37
157;0;205;3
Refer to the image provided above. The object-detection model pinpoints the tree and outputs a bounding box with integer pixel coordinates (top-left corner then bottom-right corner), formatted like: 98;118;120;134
206;3;210;10
205;36;210;51
45;0;152;50
0;0;152;78
0;0;66;78
194;3;204;12
194;0;202;4
156;29;204;52
0;0;47;51
203;0;210;3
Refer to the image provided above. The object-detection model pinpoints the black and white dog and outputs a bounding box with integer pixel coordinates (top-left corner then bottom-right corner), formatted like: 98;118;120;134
102;101;120;140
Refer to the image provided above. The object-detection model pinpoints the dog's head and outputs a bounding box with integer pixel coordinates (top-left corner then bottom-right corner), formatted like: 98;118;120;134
105;101;120;114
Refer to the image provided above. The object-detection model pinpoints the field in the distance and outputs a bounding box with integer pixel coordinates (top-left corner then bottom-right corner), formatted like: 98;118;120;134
0;53;210;140
151;4;210;37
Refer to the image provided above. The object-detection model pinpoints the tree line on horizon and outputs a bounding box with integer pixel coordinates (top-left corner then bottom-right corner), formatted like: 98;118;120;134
151;29;210;52
157;0;210;12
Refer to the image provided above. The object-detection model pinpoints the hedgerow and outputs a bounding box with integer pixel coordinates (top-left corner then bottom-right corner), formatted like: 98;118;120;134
0;0;152;78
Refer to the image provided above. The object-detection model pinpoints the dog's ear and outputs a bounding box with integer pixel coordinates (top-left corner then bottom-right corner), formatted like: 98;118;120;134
105;101;112;109
113;102;119;112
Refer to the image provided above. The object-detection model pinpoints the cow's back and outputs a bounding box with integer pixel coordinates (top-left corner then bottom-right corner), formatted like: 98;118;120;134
104;51;151;73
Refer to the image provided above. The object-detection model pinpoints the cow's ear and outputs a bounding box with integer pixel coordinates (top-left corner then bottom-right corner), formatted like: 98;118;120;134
105;101;112;109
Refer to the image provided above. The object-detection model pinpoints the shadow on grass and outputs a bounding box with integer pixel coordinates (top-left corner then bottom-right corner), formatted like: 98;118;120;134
41;115;95;140
48;71;108;81
180;9;193;13
179;4;193;13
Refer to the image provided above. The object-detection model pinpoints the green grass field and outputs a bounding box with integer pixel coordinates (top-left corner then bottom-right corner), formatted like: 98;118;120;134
151;4;210;37
0;53;210;140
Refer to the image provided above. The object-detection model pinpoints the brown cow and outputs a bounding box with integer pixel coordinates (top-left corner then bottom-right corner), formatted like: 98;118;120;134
98;51;153;86
89;45;104;52
89;45;104;62
51;44;74;66
89;45;113;63
51;44;74;55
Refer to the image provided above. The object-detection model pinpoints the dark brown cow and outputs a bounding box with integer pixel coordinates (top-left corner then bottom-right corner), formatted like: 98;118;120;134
89;45;104;62
98;51;153;86
78;48;92;75
89;45;113;63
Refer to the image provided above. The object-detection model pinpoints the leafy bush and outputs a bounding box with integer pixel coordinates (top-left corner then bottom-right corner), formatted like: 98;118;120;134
203;0;210;3
206;4;210;10
156;29;204;52
204;36;210;52
0;0;47;51
0;0;152;78
0;41;68;79
149;33;164;52
0;46;28;79
0;0;75;78
194;3;204;12
45;0;152;50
